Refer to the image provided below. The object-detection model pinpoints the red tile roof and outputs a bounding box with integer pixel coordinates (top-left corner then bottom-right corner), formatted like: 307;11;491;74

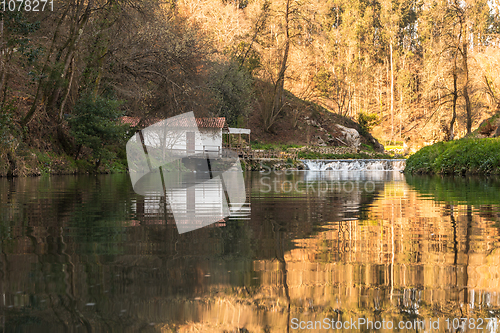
195;117;227;129
121;116;227;130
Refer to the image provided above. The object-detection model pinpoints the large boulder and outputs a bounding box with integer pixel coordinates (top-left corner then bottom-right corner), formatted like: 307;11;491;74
333;124;361;149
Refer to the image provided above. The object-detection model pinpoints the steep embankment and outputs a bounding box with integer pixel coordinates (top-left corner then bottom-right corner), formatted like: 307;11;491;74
248;81;384;152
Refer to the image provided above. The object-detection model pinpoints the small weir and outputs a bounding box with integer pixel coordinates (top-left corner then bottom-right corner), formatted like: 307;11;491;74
300;159;406;171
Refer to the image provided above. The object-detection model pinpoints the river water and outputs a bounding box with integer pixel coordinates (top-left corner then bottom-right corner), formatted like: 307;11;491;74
1;171;499;332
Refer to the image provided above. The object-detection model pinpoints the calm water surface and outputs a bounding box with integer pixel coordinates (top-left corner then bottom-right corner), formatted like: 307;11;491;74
1;171;500;332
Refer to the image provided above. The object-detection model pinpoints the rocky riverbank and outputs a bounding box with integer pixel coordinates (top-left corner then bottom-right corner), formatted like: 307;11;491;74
0;143;397;177
0;149;127;177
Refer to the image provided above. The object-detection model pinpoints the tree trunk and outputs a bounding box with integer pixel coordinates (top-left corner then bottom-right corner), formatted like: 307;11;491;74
48;1;92;117
0;18;14;109
267;0;290;131
21;5;70;127
0;17;5;106
239;1;269;70
390;42;394;141
74;144;82;161
21;0;94;127
459;4;472;134
450;54;458;141
58;58;75;122
462;41;472;134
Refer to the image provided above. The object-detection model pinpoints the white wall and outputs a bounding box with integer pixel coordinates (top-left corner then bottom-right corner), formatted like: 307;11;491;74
199;128;222;151
140;128;222;155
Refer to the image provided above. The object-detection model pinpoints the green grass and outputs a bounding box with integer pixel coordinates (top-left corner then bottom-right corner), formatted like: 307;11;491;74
250;141;395;159
34;151;56;175
360;143;375;152
251;142;302;150
405;137;500;174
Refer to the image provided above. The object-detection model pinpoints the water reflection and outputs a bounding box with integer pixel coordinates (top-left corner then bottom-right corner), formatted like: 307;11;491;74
302;169;405;182
0;172;499;332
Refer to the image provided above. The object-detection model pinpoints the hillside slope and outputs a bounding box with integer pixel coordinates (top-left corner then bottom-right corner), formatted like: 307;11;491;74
248;81;384;152
1;79;385;177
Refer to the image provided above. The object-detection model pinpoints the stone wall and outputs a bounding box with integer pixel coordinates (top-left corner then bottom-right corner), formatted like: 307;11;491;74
289;146;359;155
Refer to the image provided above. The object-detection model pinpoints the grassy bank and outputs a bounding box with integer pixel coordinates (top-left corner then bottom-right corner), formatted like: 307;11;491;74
1;136;396;177
0;147;128;177
404;137;500;174
1;146;397;176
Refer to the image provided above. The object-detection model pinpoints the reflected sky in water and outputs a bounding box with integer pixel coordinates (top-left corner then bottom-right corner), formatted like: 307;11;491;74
0;171;499;332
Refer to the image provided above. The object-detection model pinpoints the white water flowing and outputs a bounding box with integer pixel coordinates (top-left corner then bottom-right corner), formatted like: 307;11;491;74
300;159;406;171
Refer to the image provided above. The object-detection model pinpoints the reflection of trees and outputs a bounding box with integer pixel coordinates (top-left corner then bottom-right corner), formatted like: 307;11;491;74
270;219;291;333
248;172;386;245
410;175;500;317
463;205;473;309
2;173;500;331
411;174;500;313
397;288;421;318
406;174;500;210
282;178;500;324
0;175;138;330
448;203;460;308
446;203;473;317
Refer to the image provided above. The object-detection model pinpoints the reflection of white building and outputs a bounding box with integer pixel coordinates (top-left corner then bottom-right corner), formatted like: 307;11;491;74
129;173;229;224
167;177;228;230
130;174;249;231
131;178;228;228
